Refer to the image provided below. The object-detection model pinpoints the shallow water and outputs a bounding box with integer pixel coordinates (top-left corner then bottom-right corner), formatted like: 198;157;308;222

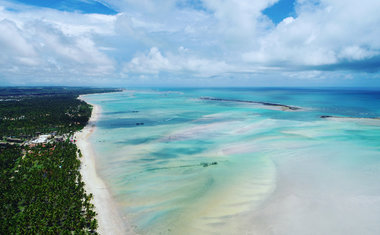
84;88;380;234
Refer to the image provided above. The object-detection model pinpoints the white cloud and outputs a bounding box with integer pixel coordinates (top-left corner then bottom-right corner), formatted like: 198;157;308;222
125;47;174;74
0;19;38;65
0;0;379;85
124;47;232;77
0;3;115;83
338;46;376;61
242;0;380;67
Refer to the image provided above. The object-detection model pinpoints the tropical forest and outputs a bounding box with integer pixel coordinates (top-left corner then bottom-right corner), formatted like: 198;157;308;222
0;87;120;233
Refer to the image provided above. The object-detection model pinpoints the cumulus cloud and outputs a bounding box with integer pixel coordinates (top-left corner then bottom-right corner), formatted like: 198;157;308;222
0;0;379;85
242;0;380;69
125;47;173;74
124;47;232;77
0;3;115;84
109;0;380;72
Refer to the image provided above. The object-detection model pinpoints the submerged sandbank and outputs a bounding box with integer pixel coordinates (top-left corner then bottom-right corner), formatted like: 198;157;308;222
74;89;380;234
200;97;302;111
75;95;134;235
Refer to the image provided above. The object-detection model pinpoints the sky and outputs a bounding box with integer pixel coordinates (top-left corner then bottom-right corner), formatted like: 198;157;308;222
0;0;379;87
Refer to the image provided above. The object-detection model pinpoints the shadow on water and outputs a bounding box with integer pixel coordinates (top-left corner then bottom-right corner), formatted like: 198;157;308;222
103;110;139;115
115;137;158;145
97;117;192;129
150;147;207;159
145;161;219;172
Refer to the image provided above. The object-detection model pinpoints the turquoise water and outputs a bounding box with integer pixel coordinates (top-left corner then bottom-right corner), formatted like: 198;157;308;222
84;88;380;234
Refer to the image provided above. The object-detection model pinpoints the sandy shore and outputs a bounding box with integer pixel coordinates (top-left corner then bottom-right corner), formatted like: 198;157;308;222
75;96;134;235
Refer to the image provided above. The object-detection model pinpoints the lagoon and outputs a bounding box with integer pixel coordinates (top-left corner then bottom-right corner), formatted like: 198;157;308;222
83;88;380;234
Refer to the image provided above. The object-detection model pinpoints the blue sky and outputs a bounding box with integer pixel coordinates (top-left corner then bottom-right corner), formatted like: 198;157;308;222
0;0;379;87
12;0;117;14
263;0;295;24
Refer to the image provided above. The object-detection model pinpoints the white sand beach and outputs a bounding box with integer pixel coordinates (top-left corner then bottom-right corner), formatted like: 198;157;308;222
75;96;134;235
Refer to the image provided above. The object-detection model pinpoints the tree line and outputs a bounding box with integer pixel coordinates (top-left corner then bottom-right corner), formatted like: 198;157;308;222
0;87;120;233
0;95;92;138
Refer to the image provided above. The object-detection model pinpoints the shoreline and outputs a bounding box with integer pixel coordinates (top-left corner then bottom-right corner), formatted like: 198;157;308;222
75;95;133;235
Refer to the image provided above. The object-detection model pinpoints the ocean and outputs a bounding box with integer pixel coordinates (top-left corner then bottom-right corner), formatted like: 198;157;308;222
83;88;380;234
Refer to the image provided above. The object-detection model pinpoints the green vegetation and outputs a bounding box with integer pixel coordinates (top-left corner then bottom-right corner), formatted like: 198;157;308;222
0;87;120;233
0;87;122;138
0;143;97;233
0;86;122;98
0;95;92;138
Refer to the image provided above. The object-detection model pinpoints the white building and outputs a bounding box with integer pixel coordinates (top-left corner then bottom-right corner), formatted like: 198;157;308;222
30;134;51;144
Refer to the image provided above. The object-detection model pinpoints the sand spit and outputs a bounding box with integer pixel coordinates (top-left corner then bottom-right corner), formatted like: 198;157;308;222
200;97;302;111
321;115;380;126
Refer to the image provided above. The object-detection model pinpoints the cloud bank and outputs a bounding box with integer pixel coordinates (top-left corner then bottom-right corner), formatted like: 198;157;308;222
0;0;379;86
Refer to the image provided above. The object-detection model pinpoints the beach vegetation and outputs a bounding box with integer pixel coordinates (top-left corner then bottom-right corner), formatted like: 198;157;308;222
0;87;119;233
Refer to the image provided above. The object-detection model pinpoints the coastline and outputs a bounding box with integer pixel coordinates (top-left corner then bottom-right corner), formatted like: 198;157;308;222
75;95;133;235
